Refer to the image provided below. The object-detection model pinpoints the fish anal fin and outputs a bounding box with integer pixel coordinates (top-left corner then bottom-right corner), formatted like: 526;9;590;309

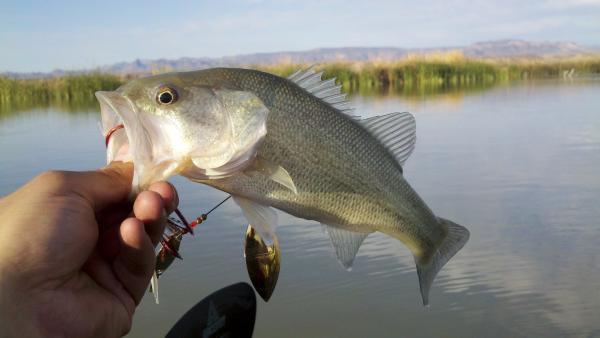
233;196;278;245
415;218;469;306
324;224;371;270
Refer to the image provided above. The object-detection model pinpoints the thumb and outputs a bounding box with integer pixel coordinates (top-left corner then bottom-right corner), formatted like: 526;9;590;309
67;162;134;212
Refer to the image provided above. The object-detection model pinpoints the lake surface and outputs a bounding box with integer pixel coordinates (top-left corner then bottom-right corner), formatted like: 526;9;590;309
1;79;599;337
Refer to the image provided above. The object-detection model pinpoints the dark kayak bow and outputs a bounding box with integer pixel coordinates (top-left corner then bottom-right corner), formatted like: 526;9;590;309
166;282;256;338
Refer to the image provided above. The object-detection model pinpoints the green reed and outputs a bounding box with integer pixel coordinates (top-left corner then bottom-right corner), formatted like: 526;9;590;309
260;54;600;95
0;73;122;105
2;55;599;107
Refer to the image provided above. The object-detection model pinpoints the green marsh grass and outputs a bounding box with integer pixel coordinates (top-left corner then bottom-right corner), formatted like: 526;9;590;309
0;73;122;105
2;53;599;106
261;52;600;95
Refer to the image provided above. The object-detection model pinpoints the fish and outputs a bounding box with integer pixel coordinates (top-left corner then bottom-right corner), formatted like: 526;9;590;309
96;67;469;305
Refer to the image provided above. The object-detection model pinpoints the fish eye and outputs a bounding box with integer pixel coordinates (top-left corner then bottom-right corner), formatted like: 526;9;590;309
157;86;178;105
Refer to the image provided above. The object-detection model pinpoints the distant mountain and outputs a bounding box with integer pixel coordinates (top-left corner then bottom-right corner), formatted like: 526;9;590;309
461;40;596;58
5;40;599;78
100;47;411;75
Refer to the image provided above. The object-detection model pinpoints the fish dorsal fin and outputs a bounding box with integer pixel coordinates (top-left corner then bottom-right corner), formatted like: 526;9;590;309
359;112;416;166
288;66;357;118
323;224;371;270
233;196;278;245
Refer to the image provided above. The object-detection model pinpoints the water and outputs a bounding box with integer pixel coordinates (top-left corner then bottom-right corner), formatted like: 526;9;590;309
1;79;599;337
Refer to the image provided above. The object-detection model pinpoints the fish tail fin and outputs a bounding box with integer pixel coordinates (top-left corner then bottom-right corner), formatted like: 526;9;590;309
415;218;469;306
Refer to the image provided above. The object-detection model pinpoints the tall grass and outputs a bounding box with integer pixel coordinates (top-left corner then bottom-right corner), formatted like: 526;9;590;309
260;52;600;95
1;53;599;106
0;73;122;105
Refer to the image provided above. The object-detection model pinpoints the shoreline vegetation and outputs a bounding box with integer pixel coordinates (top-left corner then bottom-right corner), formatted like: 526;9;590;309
2;52;600;106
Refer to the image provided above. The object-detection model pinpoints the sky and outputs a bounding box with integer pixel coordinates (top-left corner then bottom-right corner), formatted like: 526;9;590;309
1;0;599;73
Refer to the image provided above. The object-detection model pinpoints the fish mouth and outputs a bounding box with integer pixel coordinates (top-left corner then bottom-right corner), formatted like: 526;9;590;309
96;91;181;191
96;91;138;164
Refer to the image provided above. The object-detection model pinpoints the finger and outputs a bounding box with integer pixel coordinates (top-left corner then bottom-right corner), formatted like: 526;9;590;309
113;217;156;305
133;190;166;247
147;181;179;214
65;162;134;212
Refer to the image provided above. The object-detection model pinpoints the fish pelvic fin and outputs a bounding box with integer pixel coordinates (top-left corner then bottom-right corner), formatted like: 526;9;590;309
415;218;469;306
233;196;278;245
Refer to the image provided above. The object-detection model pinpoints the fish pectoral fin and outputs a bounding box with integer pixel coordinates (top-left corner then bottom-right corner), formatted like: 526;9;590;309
359;112;416;167
245;157;298;194
323;224;371;270
415;218;470;306
267;165;298;194
233;196;278;245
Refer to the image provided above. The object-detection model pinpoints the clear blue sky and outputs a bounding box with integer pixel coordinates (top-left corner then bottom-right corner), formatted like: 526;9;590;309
2;0;599;72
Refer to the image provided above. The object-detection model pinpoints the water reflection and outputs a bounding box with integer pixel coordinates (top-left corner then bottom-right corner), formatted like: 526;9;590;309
0;78;599;337
0;99;100;119
0;76;503;119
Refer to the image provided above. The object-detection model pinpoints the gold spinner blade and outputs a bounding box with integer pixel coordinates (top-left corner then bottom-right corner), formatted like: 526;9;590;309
244;224;280;302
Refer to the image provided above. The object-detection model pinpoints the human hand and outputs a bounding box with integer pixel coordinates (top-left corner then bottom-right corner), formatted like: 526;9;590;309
0;162;178;338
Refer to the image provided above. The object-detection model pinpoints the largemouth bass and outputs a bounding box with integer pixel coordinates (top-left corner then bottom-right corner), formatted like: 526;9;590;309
96;67;469;305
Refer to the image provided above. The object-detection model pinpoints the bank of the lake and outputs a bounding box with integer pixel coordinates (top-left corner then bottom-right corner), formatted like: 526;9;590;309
2;53;600;105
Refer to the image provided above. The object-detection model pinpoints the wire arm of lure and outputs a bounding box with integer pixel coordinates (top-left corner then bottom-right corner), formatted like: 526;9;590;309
174;208;194;235
158;195;232;266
